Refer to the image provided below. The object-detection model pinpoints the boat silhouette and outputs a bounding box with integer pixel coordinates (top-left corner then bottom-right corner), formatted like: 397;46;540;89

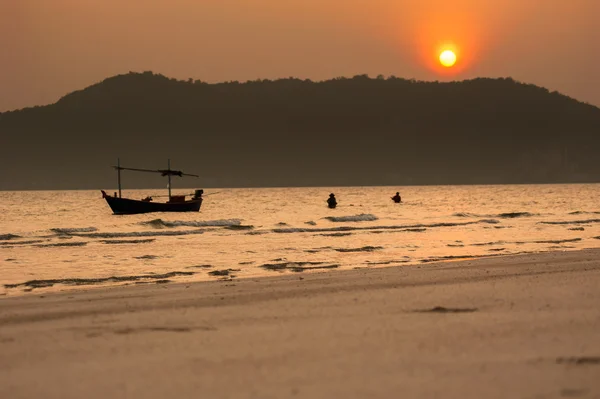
101;159;202;215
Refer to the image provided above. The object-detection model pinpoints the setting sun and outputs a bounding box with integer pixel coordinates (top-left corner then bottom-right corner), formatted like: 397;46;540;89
439;50;457;67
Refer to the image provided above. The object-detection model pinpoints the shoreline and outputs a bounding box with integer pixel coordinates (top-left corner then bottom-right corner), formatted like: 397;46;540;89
2;247;599;299
2;248;600;398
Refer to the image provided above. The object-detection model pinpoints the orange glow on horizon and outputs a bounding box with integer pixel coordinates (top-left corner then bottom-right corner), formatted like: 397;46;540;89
408;9;485;78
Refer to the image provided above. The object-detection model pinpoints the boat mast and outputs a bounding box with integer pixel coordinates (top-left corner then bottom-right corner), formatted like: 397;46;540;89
117;158;122;198
167;159;172;200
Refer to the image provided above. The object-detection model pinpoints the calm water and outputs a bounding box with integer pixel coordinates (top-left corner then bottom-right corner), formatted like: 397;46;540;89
1;185;599;296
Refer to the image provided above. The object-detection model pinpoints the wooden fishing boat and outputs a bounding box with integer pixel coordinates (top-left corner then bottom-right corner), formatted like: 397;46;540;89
101;159;203;215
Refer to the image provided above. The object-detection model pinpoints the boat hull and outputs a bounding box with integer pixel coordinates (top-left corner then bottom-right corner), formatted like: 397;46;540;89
102;192;202;215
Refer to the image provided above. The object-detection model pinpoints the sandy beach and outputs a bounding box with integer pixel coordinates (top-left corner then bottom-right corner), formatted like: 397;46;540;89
1;249;600;399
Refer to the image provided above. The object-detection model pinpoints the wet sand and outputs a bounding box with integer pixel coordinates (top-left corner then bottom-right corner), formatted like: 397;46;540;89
1;249;600;399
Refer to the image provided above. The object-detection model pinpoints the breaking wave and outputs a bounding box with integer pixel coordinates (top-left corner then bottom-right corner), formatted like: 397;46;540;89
325;214;378;222
142;218;242;228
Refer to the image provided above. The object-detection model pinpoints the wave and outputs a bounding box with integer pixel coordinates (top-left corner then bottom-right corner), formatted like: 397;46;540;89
532;238;581;244
4;271;195;289
51;227;98;235
0;233;21;241
34;242;87;247
365;259;411;265
420;254;499;263
472;238;582;246
453;212;479;218
260;261;339;272
134;255;159;260
1;239;46;246
325;214;378;222
273;219;499;234
334;246;383;253
63;229;206;239
539;219;600;225
101;239;155;244
141;218;242;228
453;212;538;219
225;225;254;230
497;212;538;218
568;211;600;215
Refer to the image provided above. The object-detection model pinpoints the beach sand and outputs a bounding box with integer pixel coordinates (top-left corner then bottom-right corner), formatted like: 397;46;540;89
1;249;600;399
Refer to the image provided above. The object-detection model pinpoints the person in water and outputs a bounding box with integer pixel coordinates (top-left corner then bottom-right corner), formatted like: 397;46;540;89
327;193;337;209
391;192;402;203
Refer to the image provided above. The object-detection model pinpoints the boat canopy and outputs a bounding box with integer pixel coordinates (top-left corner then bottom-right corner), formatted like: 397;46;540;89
112;166;199;178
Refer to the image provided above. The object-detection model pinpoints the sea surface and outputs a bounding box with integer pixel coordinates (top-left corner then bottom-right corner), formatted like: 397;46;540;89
1;185;599;296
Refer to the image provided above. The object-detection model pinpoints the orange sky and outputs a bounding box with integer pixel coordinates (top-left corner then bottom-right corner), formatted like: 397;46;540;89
1;0;598;111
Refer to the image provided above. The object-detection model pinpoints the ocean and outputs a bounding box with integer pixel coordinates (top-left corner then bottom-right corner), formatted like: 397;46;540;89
1;184;599;296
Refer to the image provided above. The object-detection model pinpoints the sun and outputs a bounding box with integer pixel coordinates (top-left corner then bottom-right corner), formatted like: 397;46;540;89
439;50;457;67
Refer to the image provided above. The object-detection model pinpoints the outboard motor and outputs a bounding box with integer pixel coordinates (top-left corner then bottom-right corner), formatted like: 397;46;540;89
193;189;204;200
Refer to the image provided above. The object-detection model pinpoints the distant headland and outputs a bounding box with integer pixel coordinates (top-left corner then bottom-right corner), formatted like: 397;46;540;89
1;72;599;190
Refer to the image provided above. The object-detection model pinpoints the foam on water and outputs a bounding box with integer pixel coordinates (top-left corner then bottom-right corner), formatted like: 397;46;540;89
324;213;378;222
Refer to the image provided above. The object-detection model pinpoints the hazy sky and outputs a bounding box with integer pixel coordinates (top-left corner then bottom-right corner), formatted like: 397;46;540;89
1;0;598;111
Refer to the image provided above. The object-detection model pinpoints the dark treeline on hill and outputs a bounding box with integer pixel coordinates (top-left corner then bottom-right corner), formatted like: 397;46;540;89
1;71;599;190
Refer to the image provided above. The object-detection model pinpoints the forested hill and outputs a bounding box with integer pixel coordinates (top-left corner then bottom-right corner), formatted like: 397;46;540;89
1;72;599;190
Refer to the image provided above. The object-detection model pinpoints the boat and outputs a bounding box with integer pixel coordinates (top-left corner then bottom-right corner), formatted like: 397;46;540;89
101;159;203;215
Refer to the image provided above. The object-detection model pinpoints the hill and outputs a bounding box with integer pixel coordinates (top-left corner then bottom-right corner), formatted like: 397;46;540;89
1;72;599;190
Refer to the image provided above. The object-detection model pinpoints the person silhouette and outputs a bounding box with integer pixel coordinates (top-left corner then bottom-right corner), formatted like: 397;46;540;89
391;192;402;203
327;193;337;209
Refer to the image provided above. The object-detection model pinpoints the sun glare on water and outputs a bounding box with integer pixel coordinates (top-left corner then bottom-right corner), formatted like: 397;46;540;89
439;50;457;67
